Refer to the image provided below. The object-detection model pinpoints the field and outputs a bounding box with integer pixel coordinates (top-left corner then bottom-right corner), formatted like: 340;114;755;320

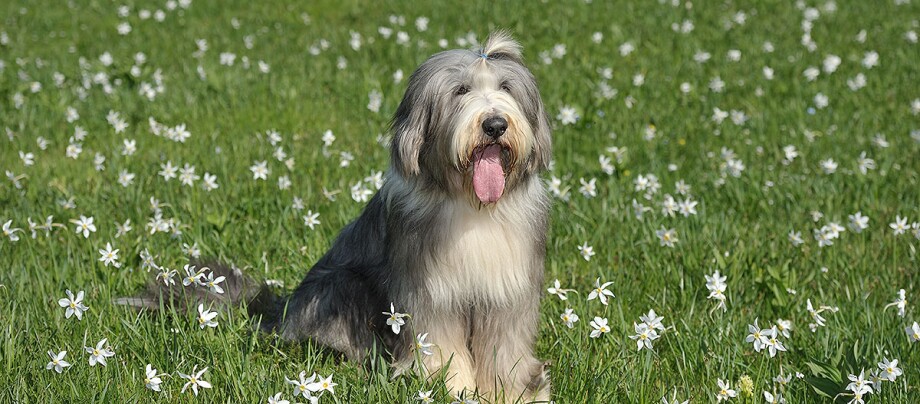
2;0;920;402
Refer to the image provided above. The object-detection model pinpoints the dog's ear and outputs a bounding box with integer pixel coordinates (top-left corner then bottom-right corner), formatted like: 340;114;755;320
519;73;552;172
529;101;553;172
390;79;431;177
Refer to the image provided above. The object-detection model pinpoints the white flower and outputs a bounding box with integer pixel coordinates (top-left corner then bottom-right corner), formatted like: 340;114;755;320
656;228;678;247
159;161;178;181
587;278;615;305
202;173;219;191
417;390;434;403
144;364;163;391
776;319;793;338
706;271;728;312
846;370;873;395
58;289;89;320
862;51;879;69
415;333;434;356
848;212;869;233
763;66;774;80
84;338;115;366
814;93;829;109
303;210;321;230
557;106;579;125
782;145;799;164
179;164;199;186
306;374;337;395
98;242;121;268
560;308;579;328
822;54;841;73
589;317;610;338
547;279;575;300
629;322;659;351
367;89;384;113
182;265;204;286
45;350;71;373
746;319;769;352
197;304;218;328
716;379;737;401
678;198;698;216
286;371;317;399
804;67;820;81
383;303;408;334
906;321;920;342
267;392;290;404
890;216;909;235
857;152;876;174
179;365;212;395
578;177;597;198
250;160;270;180
878;358;902;381
577;242;595;261
2;220;22;241
819;159;838;174
885;289;907;317
203;271;226;294
321;130;336;147
764;326;786;357
70;215;97;238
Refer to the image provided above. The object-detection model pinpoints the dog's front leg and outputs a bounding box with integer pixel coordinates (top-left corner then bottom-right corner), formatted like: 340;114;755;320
470;304;550;403
404;310;478;398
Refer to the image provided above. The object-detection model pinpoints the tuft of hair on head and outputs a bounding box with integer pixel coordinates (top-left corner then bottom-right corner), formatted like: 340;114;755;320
477;30;523;63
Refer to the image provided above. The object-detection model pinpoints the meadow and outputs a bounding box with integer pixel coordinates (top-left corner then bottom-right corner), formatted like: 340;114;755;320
1;0;920;402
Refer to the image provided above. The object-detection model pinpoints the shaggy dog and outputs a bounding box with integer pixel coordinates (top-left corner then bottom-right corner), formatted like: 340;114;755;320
120;31;553;403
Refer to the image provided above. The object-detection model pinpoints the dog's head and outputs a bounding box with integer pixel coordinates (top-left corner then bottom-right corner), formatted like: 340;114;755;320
390;31;552;205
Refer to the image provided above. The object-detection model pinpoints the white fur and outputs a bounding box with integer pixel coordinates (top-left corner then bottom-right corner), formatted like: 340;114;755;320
425;177;545;310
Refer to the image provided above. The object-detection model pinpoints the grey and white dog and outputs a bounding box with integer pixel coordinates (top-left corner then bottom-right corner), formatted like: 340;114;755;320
121;31;553;403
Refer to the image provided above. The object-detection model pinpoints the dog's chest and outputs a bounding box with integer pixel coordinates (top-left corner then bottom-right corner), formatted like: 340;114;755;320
424;202;537;308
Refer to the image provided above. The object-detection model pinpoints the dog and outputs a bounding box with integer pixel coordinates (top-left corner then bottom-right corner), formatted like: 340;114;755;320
119;31;553;403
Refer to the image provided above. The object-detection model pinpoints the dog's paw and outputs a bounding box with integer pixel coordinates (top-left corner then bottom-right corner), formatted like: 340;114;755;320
524;361;551;402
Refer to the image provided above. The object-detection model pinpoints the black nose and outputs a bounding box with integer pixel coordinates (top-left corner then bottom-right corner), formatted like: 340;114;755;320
482;116;508;139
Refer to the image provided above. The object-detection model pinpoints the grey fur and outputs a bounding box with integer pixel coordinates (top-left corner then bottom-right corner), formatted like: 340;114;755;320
119;31;552;403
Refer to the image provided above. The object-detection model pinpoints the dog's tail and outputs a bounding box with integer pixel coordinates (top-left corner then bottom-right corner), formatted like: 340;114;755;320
114;260;282;332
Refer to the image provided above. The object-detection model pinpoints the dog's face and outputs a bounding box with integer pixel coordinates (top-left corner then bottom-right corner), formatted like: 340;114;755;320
391;32;552;205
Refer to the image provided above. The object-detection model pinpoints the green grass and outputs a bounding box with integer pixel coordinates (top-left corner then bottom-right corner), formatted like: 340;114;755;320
2;0;920;402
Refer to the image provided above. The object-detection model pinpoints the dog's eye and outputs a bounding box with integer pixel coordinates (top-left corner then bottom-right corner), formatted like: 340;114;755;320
500;82;511;92
455;86;469;96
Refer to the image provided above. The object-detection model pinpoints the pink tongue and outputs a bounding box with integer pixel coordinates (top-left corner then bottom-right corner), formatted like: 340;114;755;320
472;145;505;203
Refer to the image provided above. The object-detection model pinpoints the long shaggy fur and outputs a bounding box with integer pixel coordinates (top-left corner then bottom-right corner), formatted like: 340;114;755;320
119;31;553;403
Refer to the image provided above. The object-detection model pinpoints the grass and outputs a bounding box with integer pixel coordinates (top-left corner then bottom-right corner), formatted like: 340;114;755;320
1;0;920;402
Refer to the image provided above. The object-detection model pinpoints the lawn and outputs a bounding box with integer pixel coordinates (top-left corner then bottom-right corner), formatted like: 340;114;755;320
1;0;920;402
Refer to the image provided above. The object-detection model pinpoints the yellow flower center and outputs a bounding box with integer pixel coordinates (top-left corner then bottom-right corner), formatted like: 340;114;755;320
69;302;76;308
93;349;100;356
